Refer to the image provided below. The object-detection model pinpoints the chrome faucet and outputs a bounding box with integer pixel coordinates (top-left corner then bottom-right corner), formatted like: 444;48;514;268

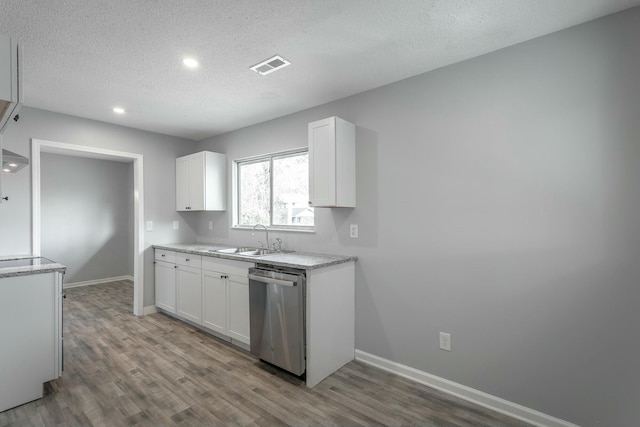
252;223;269;249
273;237;283;252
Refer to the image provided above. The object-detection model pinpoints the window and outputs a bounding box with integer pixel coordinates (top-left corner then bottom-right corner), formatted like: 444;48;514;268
236;149;314;229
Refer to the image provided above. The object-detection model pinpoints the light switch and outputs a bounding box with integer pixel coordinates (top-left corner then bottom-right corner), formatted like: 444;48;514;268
440;332;451;351
146;221;153;231
173;221;179;230
209;221;213;230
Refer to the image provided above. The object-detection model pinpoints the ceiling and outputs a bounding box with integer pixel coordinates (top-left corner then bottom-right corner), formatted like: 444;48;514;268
2;0;639;141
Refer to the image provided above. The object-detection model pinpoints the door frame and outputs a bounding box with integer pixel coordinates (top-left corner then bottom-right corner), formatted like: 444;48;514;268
31;138;145;316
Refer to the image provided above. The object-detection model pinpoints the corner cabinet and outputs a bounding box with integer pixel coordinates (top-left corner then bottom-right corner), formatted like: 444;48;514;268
176;151;226;211
308;116;356;208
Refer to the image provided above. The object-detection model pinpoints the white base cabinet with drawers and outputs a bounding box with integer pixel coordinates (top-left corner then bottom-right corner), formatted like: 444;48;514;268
202;257;252;345
154;249;251;348
175;253;202;324
154;249;176;313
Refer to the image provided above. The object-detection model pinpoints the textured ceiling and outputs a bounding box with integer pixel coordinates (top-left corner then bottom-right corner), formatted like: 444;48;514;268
1;0;639;141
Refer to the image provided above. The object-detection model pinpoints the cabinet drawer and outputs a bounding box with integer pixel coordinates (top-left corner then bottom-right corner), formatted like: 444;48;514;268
176;253;202;269
155;249;176;263
202;256;253;277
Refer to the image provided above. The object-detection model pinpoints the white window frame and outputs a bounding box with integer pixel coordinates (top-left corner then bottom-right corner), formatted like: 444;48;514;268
233;148;314;232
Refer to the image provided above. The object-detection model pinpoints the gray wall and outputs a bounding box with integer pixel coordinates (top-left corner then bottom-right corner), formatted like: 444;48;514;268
0;107;199;305
195;8;640;427
41;153;134;284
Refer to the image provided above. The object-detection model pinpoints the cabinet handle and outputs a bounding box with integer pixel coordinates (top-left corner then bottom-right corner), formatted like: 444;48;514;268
161;254;165;257
185;258;190;262
174;265;178;269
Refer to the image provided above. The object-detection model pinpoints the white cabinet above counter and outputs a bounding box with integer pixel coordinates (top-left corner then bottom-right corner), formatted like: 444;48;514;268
0;34;22;134
308;116;356;208
176;151;226;211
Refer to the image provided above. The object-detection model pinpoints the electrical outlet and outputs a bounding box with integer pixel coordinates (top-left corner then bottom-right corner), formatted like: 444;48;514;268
146;221;153;231
439;332;451;351
209;221;213;230
173;221;179;230
350;224;359;238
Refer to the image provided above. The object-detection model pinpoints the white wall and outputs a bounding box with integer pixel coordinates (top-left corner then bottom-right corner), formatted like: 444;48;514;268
0;107;199;305
41;153;133;284
195;8;640;426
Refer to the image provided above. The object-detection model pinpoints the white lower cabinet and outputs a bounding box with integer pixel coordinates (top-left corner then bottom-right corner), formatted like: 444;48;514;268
175;253;203;324
176;265;202;323
226;274;250;344
202;269;227;334
155;249;251;347
202;257;253;346
0;271;63;412
155;250;177;314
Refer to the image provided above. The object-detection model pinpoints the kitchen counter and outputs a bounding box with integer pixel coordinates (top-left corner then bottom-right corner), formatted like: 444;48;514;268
1;256;64;412
0;256;66;278
153;243;356;270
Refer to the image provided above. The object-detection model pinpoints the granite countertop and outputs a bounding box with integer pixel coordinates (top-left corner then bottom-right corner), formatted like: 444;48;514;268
153;243;357;270
0;256;67;278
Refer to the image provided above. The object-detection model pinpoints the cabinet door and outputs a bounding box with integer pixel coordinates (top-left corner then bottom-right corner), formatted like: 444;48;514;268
176;156;190;211
155;261;176;314
309;117;337;207
176;265;202;324
227;274;250;344
189;152;205;211
202;269;227;334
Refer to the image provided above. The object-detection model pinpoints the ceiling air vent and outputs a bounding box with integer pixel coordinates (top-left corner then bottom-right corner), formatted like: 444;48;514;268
250;55;291;75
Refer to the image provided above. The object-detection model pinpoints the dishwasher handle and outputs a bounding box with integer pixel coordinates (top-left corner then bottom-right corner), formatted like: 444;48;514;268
248;273;297;287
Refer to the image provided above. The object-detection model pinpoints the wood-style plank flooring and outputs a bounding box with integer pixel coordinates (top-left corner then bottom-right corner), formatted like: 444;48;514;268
0;280;532;426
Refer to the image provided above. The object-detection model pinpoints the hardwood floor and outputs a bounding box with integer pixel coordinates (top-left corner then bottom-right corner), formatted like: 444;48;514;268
0;280;532;426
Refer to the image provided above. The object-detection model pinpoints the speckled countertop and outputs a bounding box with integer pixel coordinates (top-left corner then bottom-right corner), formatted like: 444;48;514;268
153;243;357;270
0;255;66;278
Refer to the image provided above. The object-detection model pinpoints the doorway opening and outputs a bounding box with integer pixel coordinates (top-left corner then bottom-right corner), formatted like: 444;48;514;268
31;138;145;316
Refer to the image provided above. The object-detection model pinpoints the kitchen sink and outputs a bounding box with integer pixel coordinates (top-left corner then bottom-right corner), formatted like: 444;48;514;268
212;247;275;256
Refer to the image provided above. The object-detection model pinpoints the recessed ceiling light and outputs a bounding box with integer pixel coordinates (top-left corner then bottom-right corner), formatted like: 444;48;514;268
183;58;199;68
250;55;291;75
113;107;126;114
2;168;10;173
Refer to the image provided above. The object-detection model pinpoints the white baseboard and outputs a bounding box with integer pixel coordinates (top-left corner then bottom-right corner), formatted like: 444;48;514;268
354;350;578;427
143;305;157;315
63;275;134;289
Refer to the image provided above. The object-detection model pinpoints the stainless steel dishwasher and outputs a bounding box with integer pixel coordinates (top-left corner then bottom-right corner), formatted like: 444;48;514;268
248;264;306;376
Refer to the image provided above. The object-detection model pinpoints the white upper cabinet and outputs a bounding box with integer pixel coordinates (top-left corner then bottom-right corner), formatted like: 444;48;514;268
308;116;356;208
0;34;22;134
176;151;226;211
